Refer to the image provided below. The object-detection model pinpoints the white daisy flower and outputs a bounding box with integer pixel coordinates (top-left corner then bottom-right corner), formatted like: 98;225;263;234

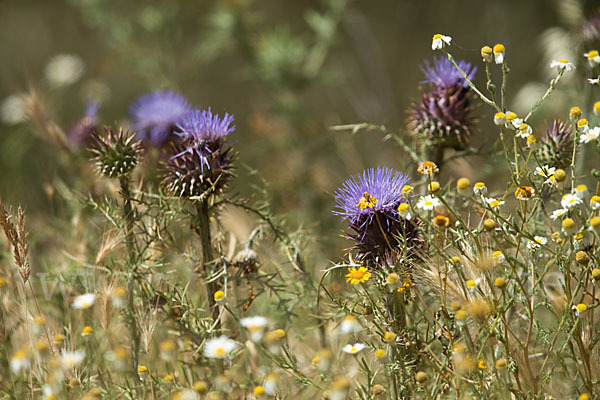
473;182;487;196
240;316;269;342
44;54;85;88
590;196;600;210
589;77;600;85
493;112;506;126
561;193;583;209
263;373;278;395
42;385;56;400
60;350;85;369
492;251;505;264
550;59;575;71
484;197;505;210
431;34;451;50
493;44;505;64
527;236;547;251
397;202;412;219
416;195;440;211
580;127;599;144
72;293;96;309
10;351;29;374
574;184;588;199
340;315;362;334
203;336;238;359
342;343;366;354
535;165;556;184
516;123;532;138
584;50;600;65
550;208;568;220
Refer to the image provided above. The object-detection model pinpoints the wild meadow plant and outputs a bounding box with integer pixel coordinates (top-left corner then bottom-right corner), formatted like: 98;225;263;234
2;19;600;400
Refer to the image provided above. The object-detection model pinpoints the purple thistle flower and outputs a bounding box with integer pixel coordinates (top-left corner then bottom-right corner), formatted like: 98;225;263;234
407;57;477;150
176;109;235;144
334;168;419;260
67;101;99;149
130;90;190;147
581;10;600;44
172;109;235;172
162;109;236;198
420;57;476;91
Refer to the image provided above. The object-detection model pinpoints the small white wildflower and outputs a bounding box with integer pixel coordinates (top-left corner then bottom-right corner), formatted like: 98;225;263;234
579;126;599;144
10;351;29;374
550;209;568;220
492;251;505;264
473;182;487;196
527;236;547;251
44;54;85;88
72;293;96;309
493;44;505;64
493;112;506;126
584;50;600;65
591;196;600;210
339;315;362;334
342;343;366;354
561;193;583;209
535;165;556;184
240;316;269;342
574;184;588;199
42;385;56;400
60;350;85;369
263;373;278;395
1;94;30;125
431;34;451;50
589;77;600;85
484;197;505;210
516;123;532;138
203;336;238;359
416;195;440;211
550;59;575;72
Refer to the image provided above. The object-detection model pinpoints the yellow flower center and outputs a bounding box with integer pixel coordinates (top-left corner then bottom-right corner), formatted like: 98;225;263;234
576;304;587;313
505;112;517;121
578;118;588;128
490;200;500;207
433;34;442;40
588;50;599;59
357;192;378;209
216;347;226;357
397;203;409;213
494;112;505;119
214;290;226;302
559;59;568;64
594;101;600;113
519;123;530;132
492;251;503;259
401;185;413;194
570;106;582;118
493;44;505;54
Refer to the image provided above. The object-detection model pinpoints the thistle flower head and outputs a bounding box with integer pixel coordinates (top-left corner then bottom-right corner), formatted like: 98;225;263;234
130;90;190;147
90;127;143;178
334;167;419;259
408;58;477;150
538;120;573;169
420;57;476;91
162;109;236;198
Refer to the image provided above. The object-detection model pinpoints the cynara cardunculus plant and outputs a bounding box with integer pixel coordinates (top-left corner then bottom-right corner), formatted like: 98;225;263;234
407;57;477;154
129;89;190;147
538;119;573;169
334;167;419;261
162;109;236;198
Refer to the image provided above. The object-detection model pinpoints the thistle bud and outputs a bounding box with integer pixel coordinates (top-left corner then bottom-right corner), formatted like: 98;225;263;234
90;127;143;178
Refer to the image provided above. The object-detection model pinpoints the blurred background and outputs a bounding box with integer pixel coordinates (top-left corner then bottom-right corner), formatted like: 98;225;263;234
1;0;599;263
